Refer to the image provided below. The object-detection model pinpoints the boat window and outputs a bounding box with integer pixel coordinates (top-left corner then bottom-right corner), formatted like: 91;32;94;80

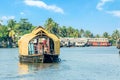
28;40;35;55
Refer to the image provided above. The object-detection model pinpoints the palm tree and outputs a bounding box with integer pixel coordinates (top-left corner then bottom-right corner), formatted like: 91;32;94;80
95;34;100;38
44;18;55;33
7;19;16;47
59;26;67;37
112;30;120;40
111;30;120;45
103;32;109;38
18;18;33;35
67;26;74;37
51;23;60;37
7;19;16;30
73;29;79;38
9;30;15;41
84;30;92;38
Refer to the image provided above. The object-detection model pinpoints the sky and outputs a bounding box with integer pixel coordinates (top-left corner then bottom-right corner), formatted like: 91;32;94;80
0;0;120;35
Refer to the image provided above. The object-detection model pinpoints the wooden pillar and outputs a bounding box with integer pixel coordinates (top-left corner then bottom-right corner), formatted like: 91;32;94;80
47;38;50;53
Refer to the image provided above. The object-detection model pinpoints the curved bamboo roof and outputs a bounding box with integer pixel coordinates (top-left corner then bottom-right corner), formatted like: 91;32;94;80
18;26;60;55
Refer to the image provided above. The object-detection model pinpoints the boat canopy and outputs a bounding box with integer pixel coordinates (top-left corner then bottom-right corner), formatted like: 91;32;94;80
18;27;60;56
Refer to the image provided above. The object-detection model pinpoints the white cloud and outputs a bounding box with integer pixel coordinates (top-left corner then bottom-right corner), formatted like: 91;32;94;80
96;0;120;18
96;0;113;11
20;12;25;15
1;16;15;20
0;16;15;25
24;0;64;14
106;10;120;17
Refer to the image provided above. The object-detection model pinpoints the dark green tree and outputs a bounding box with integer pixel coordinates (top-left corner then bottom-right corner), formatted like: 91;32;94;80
0;25;9;47
95;34;100;38
17;18;34;35
84;30;92;38
103;32;109;38
59;26;67;37
112;30;120;40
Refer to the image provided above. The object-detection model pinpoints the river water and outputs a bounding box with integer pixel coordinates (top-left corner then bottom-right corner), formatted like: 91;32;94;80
0;47;120;80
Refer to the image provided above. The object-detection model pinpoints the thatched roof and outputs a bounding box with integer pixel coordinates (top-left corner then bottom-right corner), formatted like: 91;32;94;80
18;26;60;55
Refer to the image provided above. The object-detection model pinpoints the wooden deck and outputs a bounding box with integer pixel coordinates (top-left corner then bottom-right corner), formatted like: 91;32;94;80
19;54;59;63
19;54;44;63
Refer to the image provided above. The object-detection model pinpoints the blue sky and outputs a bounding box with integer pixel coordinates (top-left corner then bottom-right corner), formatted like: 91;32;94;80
0;0;120;35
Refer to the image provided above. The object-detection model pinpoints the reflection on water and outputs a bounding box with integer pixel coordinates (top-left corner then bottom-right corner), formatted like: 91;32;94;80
18;62;60;75
18;63;29;75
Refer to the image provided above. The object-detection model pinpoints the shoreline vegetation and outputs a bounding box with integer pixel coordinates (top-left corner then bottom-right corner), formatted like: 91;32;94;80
0;18;120;48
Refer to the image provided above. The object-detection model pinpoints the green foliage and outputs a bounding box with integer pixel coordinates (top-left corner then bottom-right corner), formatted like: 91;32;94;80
0;17;120;47
59;26;67;37
7;19;16;30
15;18;35;35
103;32;110;38
44;18;60;37
0;25;8;42
0;18;35;47
95;34;101;38
111;30;120;45
44;18;55;32
83;30;93;38
112;30;120;40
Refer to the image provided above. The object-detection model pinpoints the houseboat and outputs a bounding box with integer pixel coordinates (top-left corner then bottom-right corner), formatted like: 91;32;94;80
60;38;73;47
18;26;60;63
60;38;111;47
74;38;88;47
60;38;88;47
87;38;111;46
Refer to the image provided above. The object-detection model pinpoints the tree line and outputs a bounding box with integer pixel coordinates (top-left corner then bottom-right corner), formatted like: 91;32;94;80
0;18;35;47
0;18;120;47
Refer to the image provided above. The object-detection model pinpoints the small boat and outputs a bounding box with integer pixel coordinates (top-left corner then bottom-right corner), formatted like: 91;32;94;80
18;26;60;63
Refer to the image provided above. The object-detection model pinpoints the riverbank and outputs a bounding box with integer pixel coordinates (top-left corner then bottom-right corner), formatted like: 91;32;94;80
0;38;116;48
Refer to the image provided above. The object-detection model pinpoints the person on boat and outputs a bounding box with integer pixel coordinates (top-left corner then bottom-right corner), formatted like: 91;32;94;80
42;38;49;54
37;42;44;55
44;44;48;54
43;38;47;45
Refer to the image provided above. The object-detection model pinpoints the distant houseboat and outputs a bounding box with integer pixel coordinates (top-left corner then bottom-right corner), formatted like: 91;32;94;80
60;38;73;47
60;38;111;47
18;26;60;63
88;38;111;46
74;38;88;47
